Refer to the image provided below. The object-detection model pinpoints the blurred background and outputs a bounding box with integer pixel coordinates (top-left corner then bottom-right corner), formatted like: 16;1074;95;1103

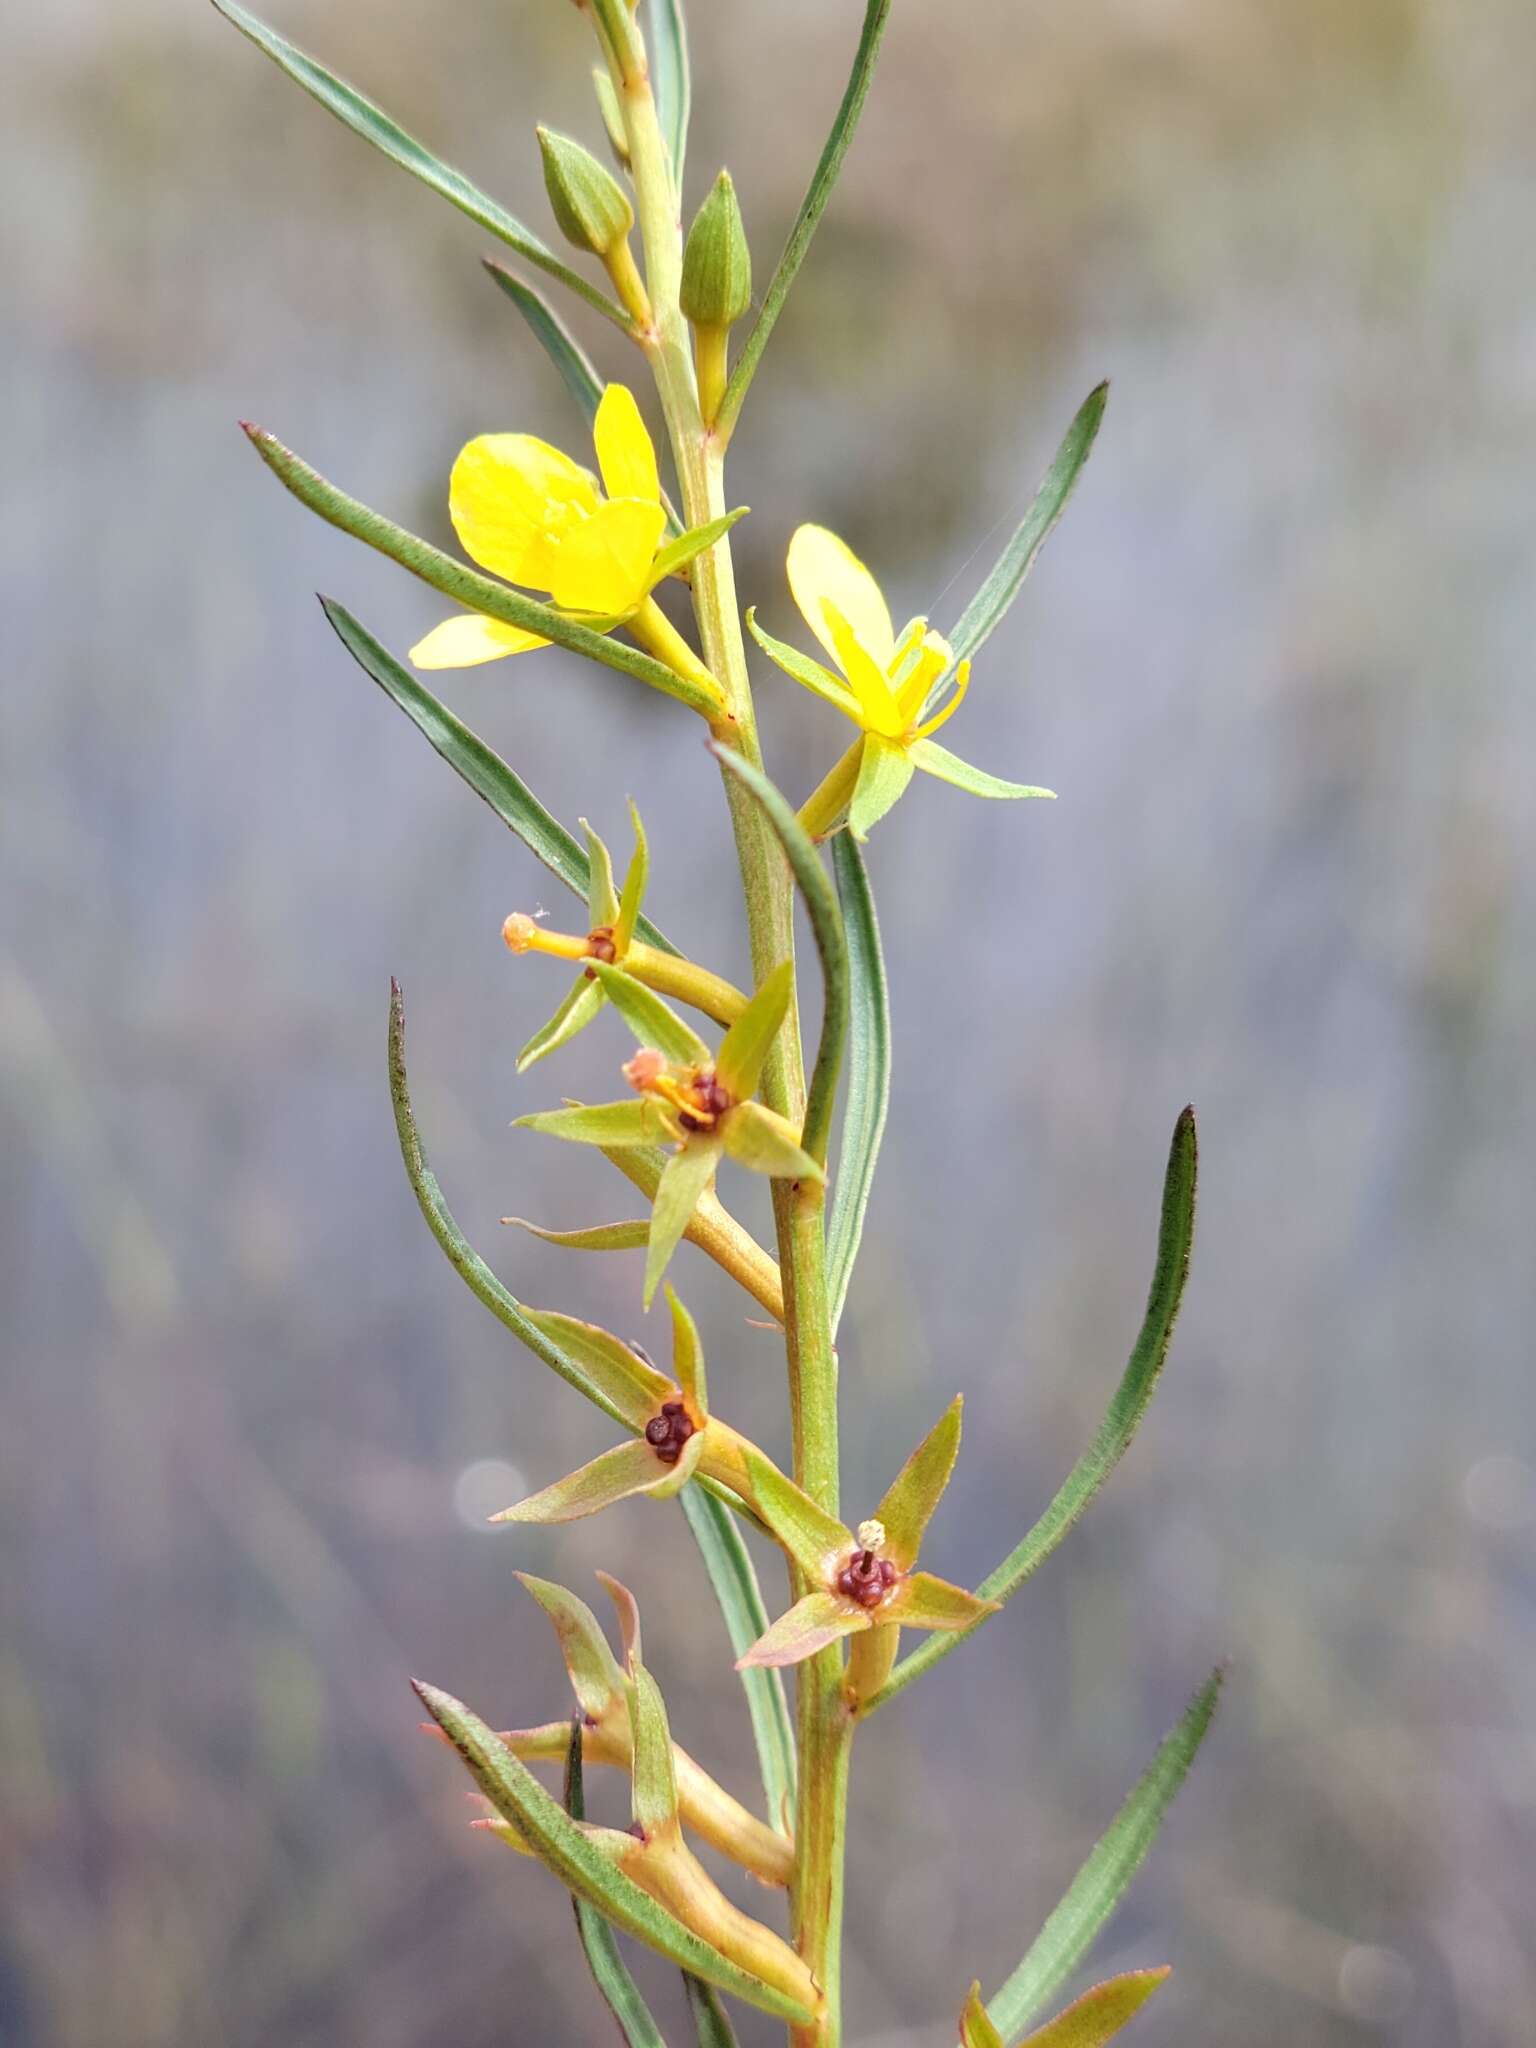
4;0;1534;2041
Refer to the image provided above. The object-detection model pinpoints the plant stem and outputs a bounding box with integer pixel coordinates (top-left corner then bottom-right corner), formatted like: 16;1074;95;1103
615;32;849;2043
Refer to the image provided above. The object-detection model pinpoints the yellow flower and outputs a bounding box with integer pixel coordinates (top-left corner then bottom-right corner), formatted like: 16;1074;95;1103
748;523;1054;839
410;385;729;697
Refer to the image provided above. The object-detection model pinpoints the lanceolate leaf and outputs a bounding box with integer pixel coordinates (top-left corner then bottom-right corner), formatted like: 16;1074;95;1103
387;982;633;1432
929;383;1109;715
246;430;726;718
321;603;677;954
212;1;630;328
413;1683;815;2023
716;0;894;440
683;1972;741;2048
483;261;604;424
873;1107;1198;1710
710;746;849;1167
648;0;691;190
679;1485;797;1837
984;1673;1221;2041
827;834;890;1337
564;1721;669;2048
1017;1970;1170;2048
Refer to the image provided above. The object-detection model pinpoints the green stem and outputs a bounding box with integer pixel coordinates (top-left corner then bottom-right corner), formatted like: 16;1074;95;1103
614;31;848;2044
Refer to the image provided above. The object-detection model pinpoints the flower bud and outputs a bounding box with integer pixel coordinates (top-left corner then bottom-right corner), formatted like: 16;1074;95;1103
680;170;752;331
538;125;634;258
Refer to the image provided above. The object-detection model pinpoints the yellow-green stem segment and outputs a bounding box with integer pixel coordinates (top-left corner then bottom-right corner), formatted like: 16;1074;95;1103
610;23;850;2043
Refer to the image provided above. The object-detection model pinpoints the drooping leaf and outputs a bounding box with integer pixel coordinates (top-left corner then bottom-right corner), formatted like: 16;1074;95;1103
322;603;672;955
483;261;604;424
874;1108;1198;1708
936;383;1109;703
1017;1970;1170;2048
710;747;849;1167
645;1140;721;1308
648;0;691;190
212;2;628;326
826;834;890;1336
716;0;894;439
715;961;794;1102
517;1574;627;1722
602;1142;785;1325
388;982;632;1432
248;432;725;718
984;1673;1222;2042
683;1972;741;2048
679;1486;797;1837
564;1720;669;2048
591;962;711;1066
909;740;1055;802
873;1396;963;1571
416;1682;815;2024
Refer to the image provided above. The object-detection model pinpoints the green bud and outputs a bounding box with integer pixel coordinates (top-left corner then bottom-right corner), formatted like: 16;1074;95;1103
681;171;752;331
538;125;634;258
591;67;631;170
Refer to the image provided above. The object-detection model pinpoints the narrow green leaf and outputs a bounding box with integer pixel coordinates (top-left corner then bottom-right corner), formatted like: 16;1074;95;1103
873;1107;1198;1710
648;510;748;589
483;261;604;423
415;1681;814;2024
709;747;848;1167
508;1215;651;1253
321;603;676;953
985;1673;1222;2042
518;1575;627;1722
1018;1970;1170;2048
211;1;630;327
717;0;893;440
590;962;711;1066
931;383;1109;711
387;980;632;1433
517;977;607;1074
564;1720;669;2048
248;430;725;719
715;960;794;1103
683;1973;740;2048
909;740;1055;803
648;0;691;190
826;835;890;1336
679;1486;797;1837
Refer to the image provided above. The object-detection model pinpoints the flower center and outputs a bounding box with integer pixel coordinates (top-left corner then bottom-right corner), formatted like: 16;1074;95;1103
644;1399;696;1465
837;1546;898;1609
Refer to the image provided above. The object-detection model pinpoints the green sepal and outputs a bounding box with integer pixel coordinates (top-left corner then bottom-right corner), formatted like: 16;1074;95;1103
737;1592;866;1669
563;1721;668;2048
493;1440;673;1525
909;739;1055;802
1017;1971;1170;2048
414;1682;816;2024
665;1285;708;1412
745;607;860;719
584;818;621;927
740;1445;848;1578
887;1571;997;1634
681;170;753;329
517;1099;679;1148
826;834;890;1337
590;962;710;1066
538;125;634;257
628;1661;681;1839
648;1429;706;1501
599;1571;644;1670
849;734;915;839
983;1671;1222;2041
648;510;749;590
518;976;606;1073
720;1101;823;1182
506;1216;651;1253
646;1140;721;1307
715;959;794;1102
614;803;650;956
522;1308;673;1425
211;1;631;329
591;67;631;169
873;1395;963;1571
962;1984;1006;2048
515;1573;627;1721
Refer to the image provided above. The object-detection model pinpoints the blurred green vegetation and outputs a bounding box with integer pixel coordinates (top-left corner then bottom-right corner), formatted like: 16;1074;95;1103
3;0;1534;2043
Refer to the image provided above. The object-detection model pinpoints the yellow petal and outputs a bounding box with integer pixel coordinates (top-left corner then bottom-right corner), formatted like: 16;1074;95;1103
913;658;970;738
825;604;905;738
786;524;895;671
895;628;957;724
593;384;660;507
449;434;599;588
549;498;668;617
410;613;550;668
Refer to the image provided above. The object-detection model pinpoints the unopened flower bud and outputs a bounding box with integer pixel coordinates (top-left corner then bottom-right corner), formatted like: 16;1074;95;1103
681;170;752;331
503;912;538;954
538;126;634;258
